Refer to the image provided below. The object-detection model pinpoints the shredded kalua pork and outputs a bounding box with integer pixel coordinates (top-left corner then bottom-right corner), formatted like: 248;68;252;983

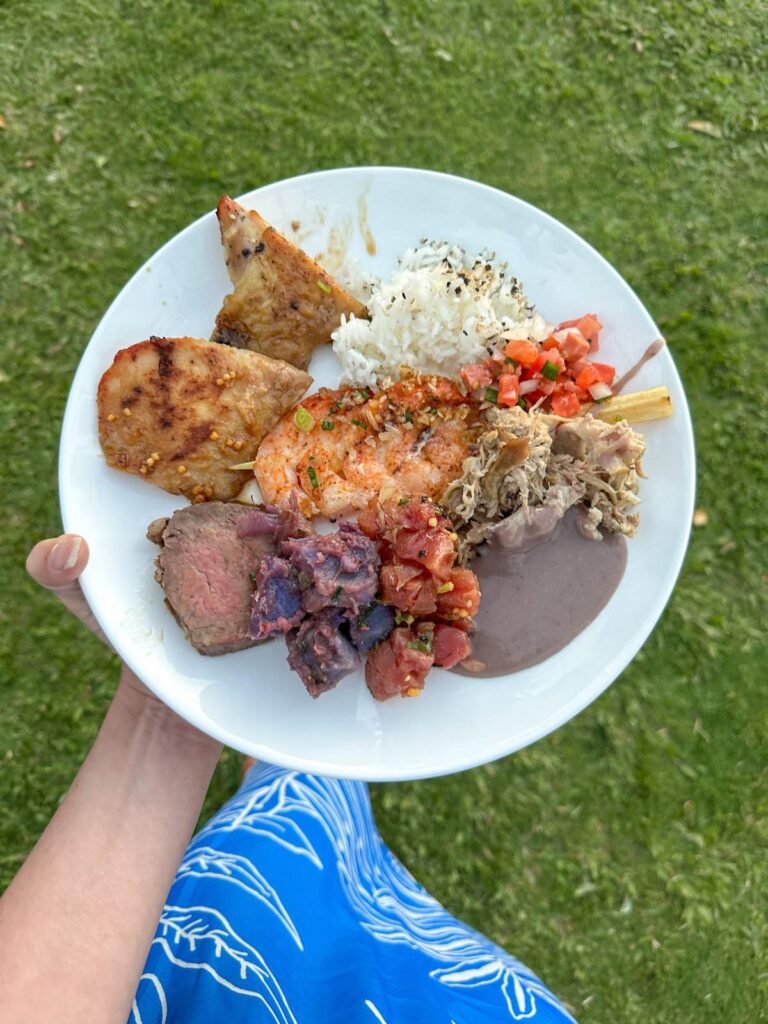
442;406;645;560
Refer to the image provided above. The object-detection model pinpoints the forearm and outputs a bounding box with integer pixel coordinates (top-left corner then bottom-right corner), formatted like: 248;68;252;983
0;669;222;1024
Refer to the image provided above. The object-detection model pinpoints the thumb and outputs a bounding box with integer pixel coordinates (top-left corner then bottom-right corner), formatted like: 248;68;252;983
26;535;109;644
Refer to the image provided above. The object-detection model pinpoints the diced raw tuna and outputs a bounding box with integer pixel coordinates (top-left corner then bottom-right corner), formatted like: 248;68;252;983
435;568;482;622
432;624;472;668
365;627;435;701
379;563;438;615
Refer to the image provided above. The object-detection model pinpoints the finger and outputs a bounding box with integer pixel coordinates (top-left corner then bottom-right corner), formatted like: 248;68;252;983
26;535;108;643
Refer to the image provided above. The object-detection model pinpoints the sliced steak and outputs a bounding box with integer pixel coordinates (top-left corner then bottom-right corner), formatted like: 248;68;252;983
148;502;277;656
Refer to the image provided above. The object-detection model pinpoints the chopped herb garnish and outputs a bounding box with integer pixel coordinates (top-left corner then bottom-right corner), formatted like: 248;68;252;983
293;406;314;432
484;386;499;404
437;581;454;594
316;279;332;294
517;397;528;410
398;497;409;506
542;360;560;381
404;409;414;423
307;466;319;488
321;419;334;430
350;417;366;428
394;610;413;625
331;586;343;604
330;401;342;413
407;639;433;655
357;388;371;401
357;602;376;624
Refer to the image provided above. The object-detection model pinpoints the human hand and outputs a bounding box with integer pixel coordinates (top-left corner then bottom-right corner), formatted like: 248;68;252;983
25;533;163;712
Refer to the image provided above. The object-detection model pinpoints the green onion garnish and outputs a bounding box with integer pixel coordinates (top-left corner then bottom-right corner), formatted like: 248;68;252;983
357;388;370;402
357;602;376;624
398;497;409;506
316;279;332;294
404;409;414;423
321;419;334;430
350;417;366;428
331;586;343;604
307;466;319;488
517;397;528;410
484;386;499;403
407;639;433;655
541;360;560;381
293;406;314;431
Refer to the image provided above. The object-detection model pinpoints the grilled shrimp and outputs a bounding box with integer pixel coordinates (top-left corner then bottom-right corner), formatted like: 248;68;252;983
254;375;483;518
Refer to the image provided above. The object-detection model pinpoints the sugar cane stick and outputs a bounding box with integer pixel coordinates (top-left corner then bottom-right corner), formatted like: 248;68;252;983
586;385;673;424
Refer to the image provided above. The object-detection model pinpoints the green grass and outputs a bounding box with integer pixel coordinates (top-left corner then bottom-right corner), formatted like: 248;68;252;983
1;0;767;1019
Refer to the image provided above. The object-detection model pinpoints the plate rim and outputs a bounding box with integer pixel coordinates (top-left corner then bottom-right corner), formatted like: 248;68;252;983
59;165;696;780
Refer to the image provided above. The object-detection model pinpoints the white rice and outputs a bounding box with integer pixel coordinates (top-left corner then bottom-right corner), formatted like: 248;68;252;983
331;241;552;387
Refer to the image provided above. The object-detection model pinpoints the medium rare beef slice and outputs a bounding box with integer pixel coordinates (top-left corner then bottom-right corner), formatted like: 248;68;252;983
286;609;361;698
236;495;313;544
280;522;380;615
150;502;276;656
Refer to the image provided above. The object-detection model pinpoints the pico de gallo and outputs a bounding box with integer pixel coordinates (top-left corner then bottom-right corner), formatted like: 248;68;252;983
459;313;616;419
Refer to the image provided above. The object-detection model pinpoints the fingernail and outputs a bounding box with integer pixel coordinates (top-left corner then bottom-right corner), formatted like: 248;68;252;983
48;536;82;572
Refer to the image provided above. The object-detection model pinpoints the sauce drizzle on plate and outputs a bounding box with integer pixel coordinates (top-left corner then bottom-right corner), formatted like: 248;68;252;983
455;508;627;677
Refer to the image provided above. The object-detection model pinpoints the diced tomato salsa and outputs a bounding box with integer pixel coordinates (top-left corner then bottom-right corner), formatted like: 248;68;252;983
462;314;614;418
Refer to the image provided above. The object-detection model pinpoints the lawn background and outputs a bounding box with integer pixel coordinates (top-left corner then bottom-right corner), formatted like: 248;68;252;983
1;1;766;1020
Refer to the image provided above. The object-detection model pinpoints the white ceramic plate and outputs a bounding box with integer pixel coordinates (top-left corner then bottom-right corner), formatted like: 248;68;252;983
59;167;695;781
